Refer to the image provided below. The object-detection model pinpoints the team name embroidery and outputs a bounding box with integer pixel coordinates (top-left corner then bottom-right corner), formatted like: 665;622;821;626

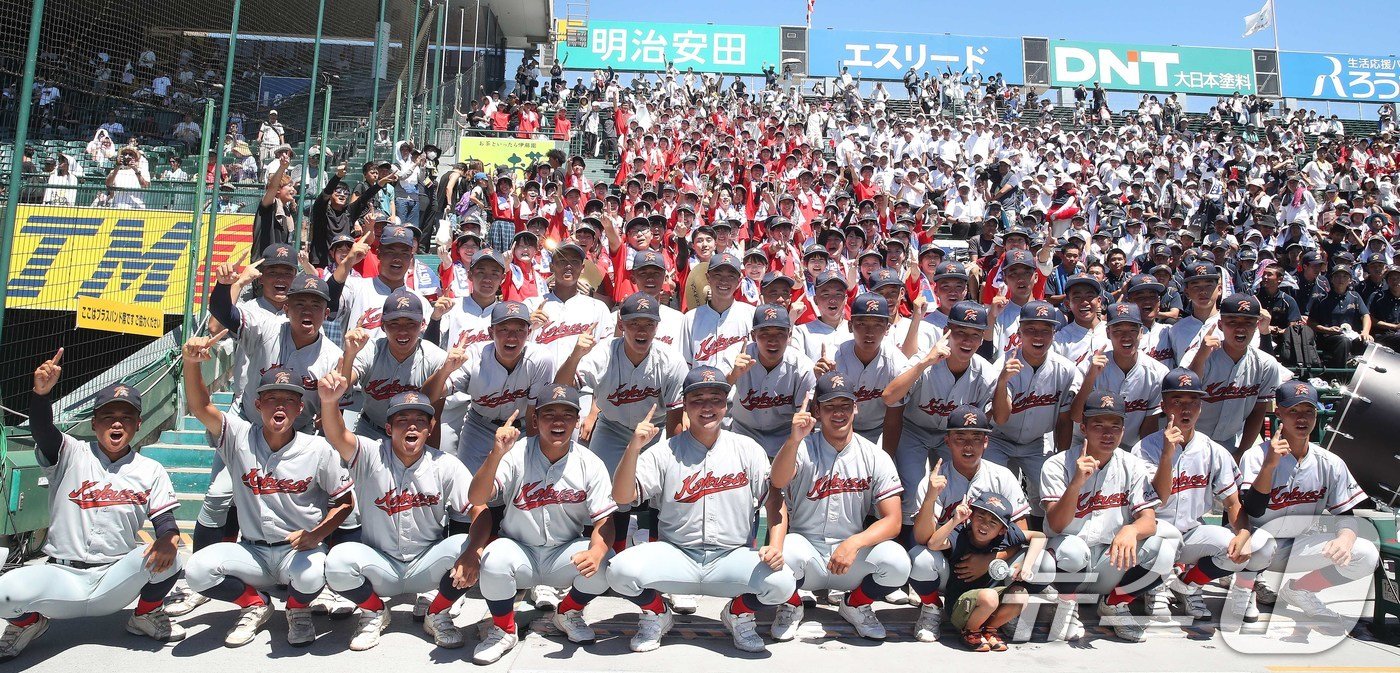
693;333;748;363
1170;472;1209;494
241;468;314;495
461;330;492;347
364;379;421;400
805;474;872;501
918;398;959;417
1011;391;1059;413
656;335;675;345
1146;347;1173;362
739;389;794;411
513;481;588;510
852;386;884;403
1268;485;1326;510
360;308;383;329
674;470;750;503
607;385;660;406
67;480;150;509
374;488;441;514
1075;491;1129;518
475;388;529;408
1203;381;1260;403
536;321;596;344
1124;398;1151;412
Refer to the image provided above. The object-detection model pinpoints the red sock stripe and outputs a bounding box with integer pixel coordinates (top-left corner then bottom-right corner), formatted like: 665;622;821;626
233;587;266;609
1105;589;1135;606
134;598;164;616
492;611;517;633
845;587;874;607
358;593;384;611
786;592;802;607
728;596;755;615
1183;565;1213;586
557;594;586;614
640;594;666;614
1294;570;1331;592
429;593;454;615
920;591;942;607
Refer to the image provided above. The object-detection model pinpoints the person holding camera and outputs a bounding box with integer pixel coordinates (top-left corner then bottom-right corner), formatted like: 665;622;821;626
106;147;150;209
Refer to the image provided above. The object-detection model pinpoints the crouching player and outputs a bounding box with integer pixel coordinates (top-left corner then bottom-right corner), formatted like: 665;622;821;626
769;372;909;641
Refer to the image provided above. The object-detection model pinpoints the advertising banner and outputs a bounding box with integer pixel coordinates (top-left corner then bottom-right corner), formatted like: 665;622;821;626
808;30;1023;82
556;20;781;75
1280;52;1400;102
1049;41;1255;95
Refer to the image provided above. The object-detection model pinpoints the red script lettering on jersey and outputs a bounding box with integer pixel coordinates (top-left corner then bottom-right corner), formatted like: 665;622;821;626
374;488;441;515
693;334;748;363
241;468;314;495
805;474;872;501
1075;490;1129;518
68;480;150;509
739;389;794;411
513;481;588;510
674;470;750;503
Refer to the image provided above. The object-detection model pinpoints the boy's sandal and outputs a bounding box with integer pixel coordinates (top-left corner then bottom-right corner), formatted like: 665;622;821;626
982;628;1008;652
962;629;990;652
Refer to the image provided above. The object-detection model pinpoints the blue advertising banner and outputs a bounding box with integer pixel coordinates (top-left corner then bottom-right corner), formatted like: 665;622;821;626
808;30;1023;82
258;76;311;109
1280;52;1400;102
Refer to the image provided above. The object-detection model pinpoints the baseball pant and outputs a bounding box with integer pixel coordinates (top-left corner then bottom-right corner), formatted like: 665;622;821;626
908;545;1057;592
195;453;234;530
1248;529;1379;581
457;410;518;473
606;542;796;605
985;437;1051;517
185;541;328;600
729;422;787;459
1176;524;1250;573
478;537;611;603
854;426;886;449
783;534;910;592
1047;521;1182;595
324;535;470;598
0;547;181;620
893;430;943;524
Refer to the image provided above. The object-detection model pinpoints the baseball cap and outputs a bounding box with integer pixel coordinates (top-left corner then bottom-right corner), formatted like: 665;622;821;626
851;293;891;319
1003;249;1037;270
330;233;356;248
752;303;791;330
632;250;667;272
814;371;856;402
382;288;425;322
814;270;849;289
761;271;795;289
947;404;992;433
286;274;330;301
380;225;417;249
261;243;297;270
948;300;990;330
1082;391;1126;418
512;230;539;247
553;241;585;259
930;262;967;283
490;301;531;326
1123;273;1165;296
256;366;305;396
1184;262;1219;283
1162;368;1207;396
802;243;830;260
683;365;731;395
709;252;743;274
1019;300;1060;325
470;249;506;269
1220;293;1261;317
93;381;143;414
1276;380;1320;409
869;267;903;290
969;492;1014;529
1063;273;1103;295
1106;302;1143;327
536;384;582;412
1300;250;1325;265
624;216;651;232
385;390;435;418
619;292;660;322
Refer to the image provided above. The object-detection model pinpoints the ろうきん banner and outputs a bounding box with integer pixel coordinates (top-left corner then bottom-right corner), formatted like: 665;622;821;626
1280;52;1400;102
555;20;781;75
1049;41;1256;95
807;30;1024;82
4;206;254;314
457;137;564;178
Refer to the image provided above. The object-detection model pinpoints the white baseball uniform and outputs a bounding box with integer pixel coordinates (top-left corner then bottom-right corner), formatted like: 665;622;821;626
1072;354;1168;449
891;355;996;521
337;276;431;343
727;344;817;457
574;337;686;473
529;292;615;366
1052;321;1109;367
919;459;1032;524
884;316;942;360
350;337;447;437
681;301;756;371
793;318;853;362
1139;321;1175;367
438;296;498;352
1179;346;1287;449
1167;313;1221;365
1132;429;1245;570
234;319;343;431
988;350;1080;514
992;300;1025;355
446;344;556;471
229;295;285;393
832;340;911;443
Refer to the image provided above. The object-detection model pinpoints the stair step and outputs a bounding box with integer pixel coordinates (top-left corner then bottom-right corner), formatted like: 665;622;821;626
174;493;205;523
167;467;213;494
160;429;211;445
177;416;209;431
142;444;216;468
211;392;236;406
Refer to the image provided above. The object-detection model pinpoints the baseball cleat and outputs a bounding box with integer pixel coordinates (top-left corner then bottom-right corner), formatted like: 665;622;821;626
224;604;270;648
424;612;464;648
630;608;674;652
472;625;518;665
552;609;595;643
0;616;49;661
163;581;209;617
838;601;887;640
127;607;186;642
1254;580;1277;606
529;586;561;611
914;603;942;642
1172;589;1211;620
1226;584;1260;623
1279;580;1342;621
720;604;766;653
413;591;436;622
771;603;803;641
1097;599;1147;642
1144;584;1173;623
349;608;389;651
286;607;316;646
668;593;697;615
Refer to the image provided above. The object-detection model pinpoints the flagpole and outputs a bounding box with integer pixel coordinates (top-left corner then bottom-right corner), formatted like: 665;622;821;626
1270;0;1283;101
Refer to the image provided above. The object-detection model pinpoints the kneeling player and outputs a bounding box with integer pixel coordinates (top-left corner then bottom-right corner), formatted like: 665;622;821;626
769;372;909;641
0;354;184;661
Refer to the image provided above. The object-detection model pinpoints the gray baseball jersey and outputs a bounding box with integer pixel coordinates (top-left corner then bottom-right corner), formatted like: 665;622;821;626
631;430;771;551
489;437;618;547
1052;321;1110;367
1074;355;1168;448
896;355;997;443
230;296;286;392
338;276;431;343
833;340;912;434
352;338;448;430
439;296;497;351
783;431;902;544
681;301;756;370
793;318;853;362
729;344;817;439
1167;313;1221;365
214;412;353;543
448;344;556;422
884;316;942;360
236;319;343;430
38;435;179;564
916;459;1031;524
1040;447;1160;543
924;310;950;332
607;303;684;349
993;300;1025;355
990;350;1081;448
576;337;686;425
529;292;615;367
1140;321;1175;367
1131;430;1240;533
1239;440;1367;533
1179;346;1288;445
349;436;473;561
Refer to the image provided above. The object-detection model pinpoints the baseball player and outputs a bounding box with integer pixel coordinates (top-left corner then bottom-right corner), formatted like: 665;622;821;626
339;288;450;439
990;249;1039;356
438;300;556;472
726;303;817;457
921;261;972;332
527;242;615;378
869;267;941;358
820;293;909;447
432;249;505;353
331;225;432;344
907;406;1046;642
792;270;853;362
1236;381;1379;626
607;365;798;654
1040;392;1180;643
0;356;183;662
181;338;354;648
1167;262;1223;364
989;301;1080;520
216;244;297;393
1182;293;1289;453
1051;274;1109;366
1070;303;1168;450
1121;273;1175;367
467;385;616;664
768;372;908;641
681;252;756;371
883;300;996;526
1131;369;1252;621
623;250;684;348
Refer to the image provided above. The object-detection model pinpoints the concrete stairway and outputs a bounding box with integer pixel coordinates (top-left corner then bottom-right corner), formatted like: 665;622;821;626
141;390;235;526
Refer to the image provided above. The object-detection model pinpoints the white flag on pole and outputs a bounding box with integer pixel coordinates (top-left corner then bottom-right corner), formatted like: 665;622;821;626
1243;0;1273;37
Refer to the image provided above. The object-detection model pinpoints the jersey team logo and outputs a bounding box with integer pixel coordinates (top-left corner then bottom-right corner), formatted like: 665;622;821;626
374;488;441;515
241;468;314;495
1170;471;1210;494
1010;391;1058;413
513;481;588;510
739;389;794;411
694;333;748;362
1267;484;1326;510
606;385;660;406
475;388;530;408
1075;490;1129;518
67;480;150;509
673;470;749;503
806;474;873;501
536;320;595;344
